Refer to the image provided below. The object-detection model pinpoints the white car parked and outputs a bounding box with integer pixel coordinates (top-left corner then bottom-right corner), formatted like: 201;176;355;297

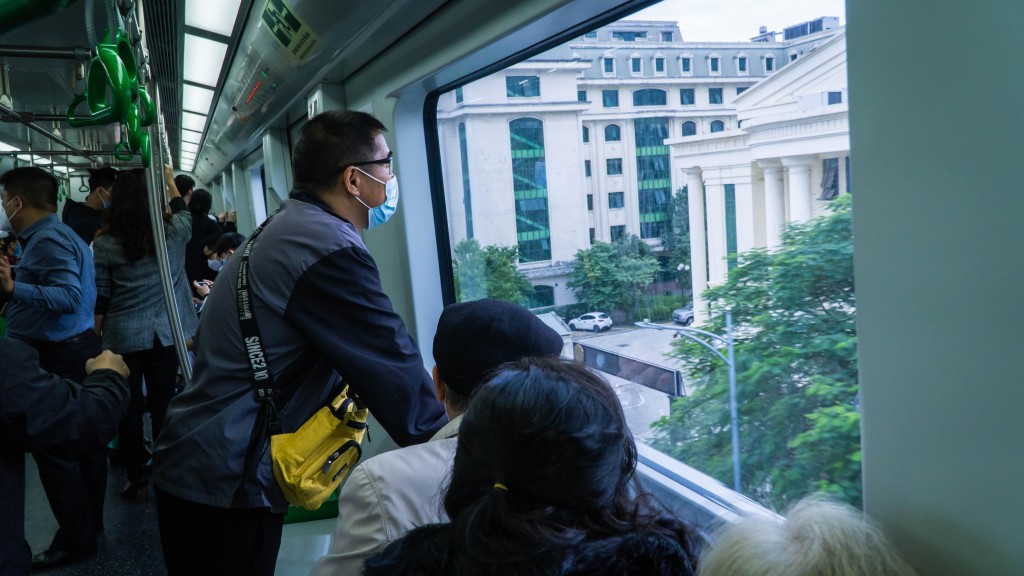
568;312;613;332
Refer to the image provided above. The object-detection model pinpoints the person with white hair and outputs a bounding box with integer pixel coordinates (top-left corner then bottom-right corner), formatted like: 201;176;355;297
698;497;919;576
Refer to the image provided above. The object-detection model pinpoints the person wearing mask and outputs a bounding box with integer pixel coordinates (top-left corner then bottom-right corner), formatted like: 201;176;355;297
310;299;565;575
92;167;197;502
154;110;445;576
61;167;117;244
364;358;702;576
191;232;244;313
0;167;105;571
0;344;129;576
184;188;224;292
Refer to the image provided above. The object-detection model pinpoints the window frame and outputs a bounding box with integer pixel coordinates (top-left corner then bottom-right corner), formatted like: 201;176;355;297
606;158;623;176
604;124;622;142
680;54;693;76
505;75;541;98
602;55;616;76
602;89;619;108
679;87;695;105
708;87;724;105
608;191;625;209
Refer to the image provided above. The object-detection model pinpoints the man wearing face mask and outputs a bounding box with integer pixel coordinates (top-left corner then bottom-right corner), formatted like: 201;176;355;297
154;110;446;576
0;167;106;571
61;167;117;245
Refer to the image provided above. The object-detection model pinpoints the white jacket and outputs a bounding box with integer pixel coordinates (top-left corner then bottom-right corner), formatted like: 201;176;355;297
309;415;461;576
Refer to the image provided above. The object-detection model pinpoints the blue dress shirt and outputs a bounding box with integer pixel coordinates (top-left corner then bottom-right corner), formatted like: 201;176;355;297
6;214;96;343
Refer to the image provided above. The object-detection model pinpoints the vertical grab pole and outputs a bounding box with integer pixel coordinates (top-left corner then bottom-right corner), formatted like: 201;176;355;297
136;0;192;385
144;91;193;386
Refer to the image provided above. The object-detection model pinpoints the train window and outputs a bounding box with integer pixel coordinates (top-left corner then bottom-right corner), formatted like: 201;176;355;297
432;3;855;511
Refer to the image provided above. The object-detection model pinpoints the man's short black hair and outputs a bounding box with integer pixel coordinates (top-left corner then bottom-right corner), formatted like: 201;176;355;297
190;189;213;215
174;174;195;195
291;110;386;191
88;167;118;191
0;167;58;211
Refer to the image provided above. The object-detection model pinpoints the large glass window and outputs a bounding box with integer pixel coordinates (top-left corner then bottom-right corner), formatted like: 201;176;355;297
506;75;540;97
432;3;858;515
509;118;551;262
583;126;590;143
635;118;670;239
633;89;667;106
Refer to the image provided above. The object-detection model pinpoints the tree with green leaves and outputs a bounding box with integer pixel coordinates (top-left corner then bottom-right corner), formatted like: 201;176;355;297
453;239;532;305
651;194;860;509
569;235;661;319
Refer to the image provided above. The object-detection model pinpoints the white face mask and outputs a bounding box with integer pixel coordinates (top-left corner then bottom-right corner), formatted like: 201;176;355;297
208;258;225;272
353;168;399;229
0;198;20;239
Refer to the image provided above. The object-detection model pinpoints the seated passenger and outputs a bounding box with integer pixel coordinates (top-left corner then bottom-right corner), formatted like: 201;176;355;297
192;232;245;311
0;343;129;576
698;497;919;576
363;357;701;576
310;298;564;576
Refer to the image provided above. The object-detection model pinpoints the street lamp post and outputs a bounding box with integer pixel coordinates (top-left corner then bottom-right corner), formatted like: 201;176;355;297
676;263;691;307
635;308;740;493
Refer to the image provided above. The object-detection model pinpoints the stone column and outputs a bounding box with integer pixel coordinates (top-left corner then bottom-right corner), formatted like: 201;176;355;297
782;156;815;223
683;167;709;324
758;159;785;249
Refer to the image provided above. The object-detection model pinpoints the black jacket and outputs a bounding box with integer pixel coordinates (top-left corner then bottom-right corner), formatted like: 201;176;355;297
184;211;224;289
61;199;103;245
364;522;698;576
0;339;128;576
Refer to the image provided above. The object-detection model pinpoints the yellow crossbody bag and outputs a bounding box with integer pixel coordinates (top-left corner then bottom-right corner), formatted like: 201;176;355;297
270;386;368;510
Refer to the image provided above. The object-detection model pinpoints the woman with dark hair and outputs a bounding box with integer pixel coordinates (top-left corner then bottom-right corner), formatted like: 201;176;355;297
183;187;225;292
93;167;198;500
364;357;701;576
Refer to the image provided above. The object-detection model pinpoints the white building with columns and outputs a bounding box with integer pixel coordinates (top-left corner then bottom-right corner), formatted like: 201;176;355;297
669;31;849;322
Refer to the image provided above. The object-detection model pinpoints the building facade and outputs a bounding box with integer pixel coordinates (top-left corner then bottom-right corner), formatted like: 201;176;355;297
436;18;843;307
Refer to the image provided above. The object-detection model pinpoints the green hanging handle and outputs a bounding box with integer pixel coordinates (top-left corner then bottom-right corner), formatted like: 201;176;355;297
139;132;151;168
113;28;139;97
113;139;133;161
65;42;131;127
124;103;141;151
137;88;155;127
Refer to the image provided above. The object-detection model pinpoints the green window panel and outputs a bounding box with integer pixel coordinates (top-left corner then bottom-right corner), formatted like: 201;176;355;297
725;183;737;271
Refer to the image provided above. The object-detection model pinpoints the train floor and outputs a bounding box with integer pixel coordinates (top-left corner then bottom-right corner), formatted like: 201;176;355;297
23;454;336;575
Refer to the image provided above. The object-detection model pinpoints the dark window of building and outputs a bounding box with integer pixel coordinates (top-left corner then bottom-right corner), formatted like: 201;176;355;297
631;57;642;73
603;57;614;73
589;228;596;243
608;192;625;209
845;155;852;193
605;124;621;142
725;184;737;270
633;89;667;106
710;57;720;72
612;31;647;41
765;56;775;72
681;57;691;73
587;194;594;210
582;126;589;143
709;87;723;104
610;225;626;241
607;158;623;175
527;285;555;308
738;57;747;72
828;91;843;105
584;30;598;38
506;76;540;97
578;90;587;102
682;121;697;136
655;57;665;73
602;89;619;107
821;157;840;200
680;88;695;105
455;87;463;104
661;31;672;42
509;117;551;262
458;122;473;238
737;86;748;95
790;53;798;62
585;160;591;178
710;120;725;132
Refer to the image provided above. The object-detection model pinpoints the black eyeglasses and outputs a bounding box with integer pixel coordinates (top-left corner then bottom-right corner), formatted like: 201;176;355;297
337;152;394;177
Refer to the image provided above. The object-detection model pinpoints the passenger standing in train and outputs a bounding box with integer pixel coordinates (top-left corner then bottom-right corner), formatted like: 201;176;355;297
183;188;225;293
311;298;565;576
61;167;117;245
153;110;446;576
0;344;129;576
174;174;195;206
0;167;107;571
92;167;198;502
364;357;702;576
191;232;245;314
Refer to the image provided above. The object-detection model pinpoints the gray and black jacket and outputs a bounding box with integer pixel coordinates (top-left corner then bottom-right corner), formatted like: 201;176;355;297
154;188;446;511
